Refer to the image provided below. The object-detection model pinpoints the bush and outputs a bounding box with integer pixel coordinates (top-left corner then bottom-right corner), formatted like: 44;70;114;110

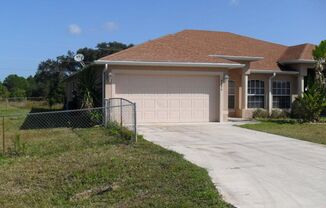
252;108;269;119
291;84;326;122
106;122;135;142
270;109;288;119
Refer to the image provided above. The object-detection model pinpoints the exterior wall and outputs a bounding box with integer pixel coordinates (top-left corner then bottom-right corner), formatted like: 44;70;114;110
65;62;304;121
106;65;229;122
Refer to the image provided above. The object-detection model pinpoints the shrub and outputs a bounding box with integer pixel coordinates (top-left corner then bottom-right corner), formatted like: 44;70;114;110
291;84;326;122
252;108;269;119
270;109;288;119
106;122;135;142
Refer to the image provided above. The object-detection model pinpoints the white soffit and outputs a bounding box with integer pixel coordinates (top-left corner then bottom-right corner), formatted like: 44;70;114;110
95;60;245;69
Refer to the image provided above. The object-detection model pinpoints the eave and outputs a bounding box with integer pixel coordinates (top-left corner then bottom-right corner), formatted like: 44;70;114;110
95;60;245;69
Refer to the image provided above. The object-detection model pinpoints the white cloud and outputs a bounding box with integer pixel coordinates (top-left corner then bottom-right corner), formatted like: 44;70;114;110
103;21;118;32
230;0;239;6
68;24;82;35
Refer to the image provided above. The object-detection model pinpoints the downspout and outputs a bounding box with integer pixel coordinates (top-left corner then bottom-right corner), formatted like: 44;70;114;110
102;64;108;107
102;64;109;126
268;72;276;114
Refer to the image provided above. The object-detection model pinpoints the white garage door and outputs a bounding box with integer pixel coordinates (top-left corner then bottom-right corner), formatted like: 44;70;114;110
114;73;219;123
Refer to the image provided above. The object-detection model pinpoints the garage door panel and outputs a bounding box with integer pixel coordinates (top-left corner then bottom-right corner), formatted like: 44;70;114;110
168;111;180;121
156;111;168;120
143;100;155;108
181;99;192;108
192;110;205;120
168;100;180;108
144;111;155;120
192;99;204;108
157;100;168;108
180;111;192;120
114;73;219;123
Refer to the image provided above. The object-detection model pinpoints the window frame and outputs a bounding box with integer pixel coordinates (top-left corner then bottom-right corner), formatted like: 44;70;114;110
228;80;236;110
247;80;265;109
272;80;291;109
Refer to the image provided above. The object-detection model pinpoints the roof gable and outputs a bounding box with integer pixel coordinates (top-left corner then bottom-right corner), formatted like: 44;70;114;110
279;43;315;62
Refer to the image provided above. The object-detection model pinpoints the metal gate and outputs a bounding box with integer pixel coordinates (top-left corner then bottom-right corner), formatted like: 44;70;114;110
105;98;137;141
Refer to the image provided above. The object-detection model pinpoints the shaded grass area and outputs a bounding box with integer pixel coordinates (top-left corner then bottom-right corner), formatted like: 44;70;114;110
20;107;103;129
241;119;326;145
0;128;229;207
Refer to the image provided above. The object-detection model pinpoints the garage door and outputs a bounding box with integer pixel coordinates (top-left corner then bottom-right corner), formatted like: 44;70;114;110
114;73;219;123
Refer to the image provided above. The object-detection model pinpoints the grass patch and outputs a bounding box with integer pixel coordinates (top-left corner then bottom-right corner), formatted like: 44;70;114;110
241;119;326;145
0;103;230;207
0;128;229;207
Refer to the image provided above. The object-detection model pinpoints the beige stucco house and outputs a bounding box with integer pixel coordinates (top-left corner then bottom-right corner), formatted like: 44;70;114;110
66;30;316;123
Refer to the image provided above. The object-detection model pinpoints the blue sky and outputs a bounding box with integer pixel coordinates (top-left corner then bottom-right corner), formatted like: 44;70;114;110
0;0;325;80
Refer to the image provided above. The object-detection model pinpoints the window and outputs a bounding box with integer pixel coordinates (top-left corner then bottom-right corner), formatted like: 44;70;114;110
272;80;291;108
228;80;235;109
248;80;265;108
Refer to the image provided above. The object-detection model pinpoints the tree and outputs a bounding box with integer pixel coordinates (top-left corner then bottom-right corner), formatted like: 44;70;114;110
95;42;133;58
0;83;9;98
312;40;326;85
34;52;80;104
1;41;133;106
292;41;326;122
77;67;102;108
3;74;29;97
76;41;133;64
3;75;29;91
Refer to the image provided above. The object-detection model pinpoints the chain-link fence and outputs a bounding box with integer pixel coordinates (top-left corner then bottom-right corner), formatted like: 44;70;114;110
105;98;137;139
0;98;137;155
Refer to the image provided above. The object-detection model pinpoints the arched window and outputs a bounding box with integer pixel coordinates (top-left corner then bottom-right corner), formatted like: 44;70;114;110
248;80;265;108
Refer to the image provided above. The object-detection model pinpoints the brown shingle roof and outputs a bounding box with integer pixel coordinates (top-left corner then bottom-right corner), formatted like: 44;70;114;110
278;43;315;62
100;30;314;70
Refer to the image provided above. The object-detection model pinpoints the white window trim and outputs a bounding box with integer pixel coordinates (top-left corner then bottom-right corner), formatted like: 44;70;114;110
272;80;292;109
248;80;265;109
228;80;236;111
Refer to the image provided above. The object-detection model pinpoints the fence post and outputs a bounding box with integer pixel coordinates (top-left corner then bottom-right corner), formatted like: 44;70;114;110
120;99;123;127
103;99;107;126
108;99;111;123
134;103;137;142
2;116;4;155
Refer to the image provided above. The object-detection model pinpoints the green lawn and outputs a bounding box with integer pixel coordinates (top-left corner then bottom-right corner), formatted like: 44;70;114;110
241;120;326;145
0;104;230;207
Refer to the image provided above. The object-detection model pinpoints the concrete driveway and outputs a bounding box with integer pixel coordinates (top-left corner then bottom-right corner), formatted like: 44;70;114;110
138;123;326;208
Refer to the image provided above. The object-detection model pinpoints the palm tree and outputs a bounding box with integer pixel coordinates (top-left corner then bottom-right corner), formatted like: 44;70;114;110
313;40;326;85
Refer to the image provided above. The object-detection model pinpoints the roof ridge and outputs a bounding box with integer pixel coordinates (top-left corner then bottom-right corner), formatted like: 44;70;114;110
288;43;316;47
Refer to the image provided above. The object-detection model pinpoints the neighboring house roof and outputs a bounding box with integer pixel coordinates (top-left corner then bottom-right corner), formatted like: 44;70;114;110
99;30;315;70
